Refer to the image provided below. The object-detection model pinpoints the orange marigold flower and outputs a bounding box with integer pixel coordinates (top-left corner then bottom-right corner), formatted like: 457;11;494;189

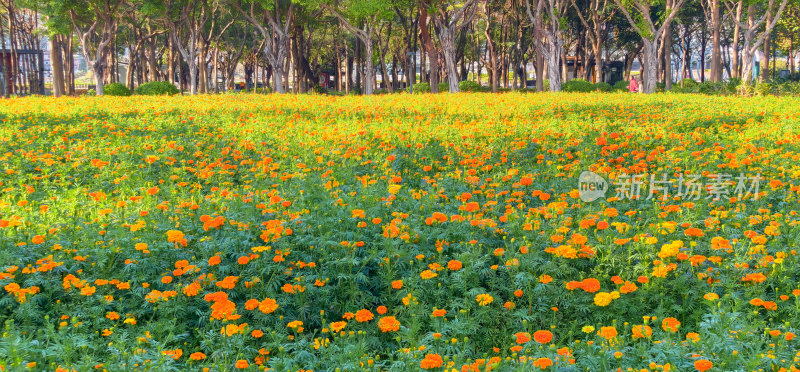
377;316;400;332
330;321;347;332
662;317;681;332
514;332;531;344
447;260;463;271
166;230;185;243
235;360;249;369
533;330;553;344
245;299;260;310
189;352;206;361
377;305;387;315
420;353;443;369
632;325;652;339
431;308;447;317
694;359;713;372
598;326;618;340
532;357;553;369
580;278;601;293
258;298;278;314
391;280;403;289
208;255;221;266
183;282;201;296
355;309;374;323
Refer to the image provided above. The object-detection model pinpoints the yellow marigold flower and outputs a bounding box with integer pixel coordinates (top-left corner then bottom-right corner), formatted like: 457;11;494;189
420;270;437;279
476;293;494;306
330;321;347;332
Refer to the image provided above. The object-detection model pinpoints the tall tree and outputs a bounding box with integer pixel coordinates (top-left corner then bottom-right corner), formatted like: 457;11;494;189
727;0;789;84
701;0;723;81
163;0;217;95
613;0;685;93
233;0;293;93
64;0;124;95
418;2;439;93
526;0;569;92
320;0;393;95
570;0;615;83
428;0;478;92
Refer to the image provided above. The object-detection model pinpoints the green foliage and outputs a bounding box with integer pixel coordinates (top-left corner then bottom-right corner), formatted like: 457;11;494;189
458;80;483;92
1;94;800;370
613;80;629;91
594;82;612;92
134;81;181;96
437;82;450;92
755;82;775;97
312;84;328;95
104;83;132;97
562;79;595;92
407;82;430;93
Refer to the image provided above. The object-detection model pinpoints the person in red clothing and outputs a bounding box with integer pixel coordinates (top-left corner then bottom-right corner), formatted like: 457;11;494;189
628;76;639;93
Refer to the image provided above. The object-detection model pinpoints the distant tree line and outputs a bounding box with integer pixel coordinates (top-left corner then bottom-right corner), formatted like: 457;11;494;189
1;0;797;96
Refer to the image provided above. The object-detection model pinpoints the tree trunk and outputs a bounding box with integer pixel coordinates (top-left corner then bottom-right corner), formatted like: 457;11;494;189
64;36;75;95
700;28;706;82
731;0;742;79
535;49;544;91
198;41;207;93
641;40;658;94
50;36;65;97
438;27;460;92
94;65;105;95
663;19;672;90
126;45;135;90
363;38;375;95
761;8;771;82
709;0;721;82
419;6;438;93
546;38;563;91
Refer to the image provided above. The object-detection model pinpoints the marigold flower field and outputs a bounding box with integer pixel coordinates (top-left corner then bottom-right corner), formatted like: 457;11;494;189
1;93;800;371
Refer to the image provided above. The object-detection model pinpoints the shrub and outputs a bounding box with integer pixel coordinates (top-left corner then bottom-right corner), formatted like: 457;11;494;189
613;80;629;91
373;89;388;95
458;80;483;92
679;79;699;88
437;82;450;92
408;82;430;93
85;88;96;96
562;79;595;93
135;81;180;96
594;82;612;92
312;84;328;95
104;83;131;96
755;82;774;97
